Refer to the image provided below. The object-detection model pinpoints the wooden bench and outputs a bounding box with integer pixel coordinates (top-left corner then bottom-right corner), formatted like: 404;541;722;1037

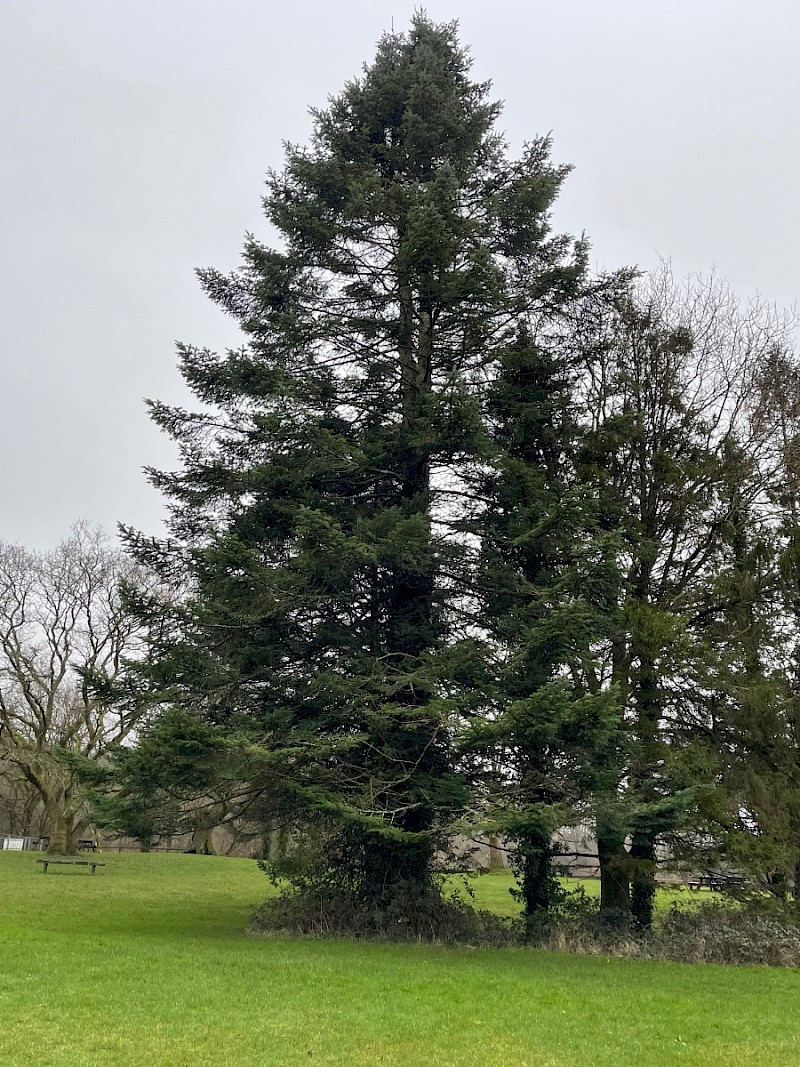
36;859;105;875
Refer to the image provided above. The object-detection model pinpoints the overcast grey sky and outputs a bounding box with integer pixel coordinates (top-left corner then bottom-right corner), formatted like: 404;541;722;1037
2;0;798;548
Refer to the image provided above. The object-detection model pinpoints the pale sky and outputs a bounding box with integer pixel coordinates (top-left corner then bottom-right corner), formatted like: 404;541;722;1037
2;0;798;548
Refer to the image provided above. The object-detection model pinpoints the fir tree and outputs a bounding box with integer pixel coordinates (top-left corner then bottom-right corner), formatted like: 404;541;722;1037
468;318;626;922
119;15;588;910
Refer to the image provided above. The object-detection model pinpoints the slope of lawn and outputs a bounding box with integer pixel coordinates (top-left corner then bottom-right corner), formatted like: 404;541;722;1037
1;851;798;1067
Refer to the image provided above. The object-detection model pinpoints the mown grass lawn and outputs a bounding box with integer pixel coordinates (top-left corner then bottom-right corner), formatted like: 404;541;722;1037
461;870;714;917
1;852;798;1066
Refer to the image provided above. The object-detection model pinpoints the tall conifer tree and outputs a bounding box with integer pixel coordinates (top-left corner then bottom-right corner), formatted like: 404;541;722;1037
468;318;626;921
120;15;587;907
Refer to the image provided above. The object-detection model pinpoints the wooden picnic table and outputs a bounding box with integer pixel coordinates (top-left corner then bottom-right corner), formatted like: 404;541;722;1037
687;876;722;890
686;874;744;891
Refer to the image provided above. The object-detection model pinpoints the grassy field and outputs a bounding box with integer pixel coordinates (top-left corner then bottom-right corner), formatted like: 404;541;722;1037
460;870;708;917
1;852;798;1066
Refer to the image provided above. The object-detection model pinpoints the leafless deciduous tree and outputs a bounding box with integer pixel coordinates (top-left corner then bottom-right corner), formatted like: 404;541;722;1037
0;523;147;852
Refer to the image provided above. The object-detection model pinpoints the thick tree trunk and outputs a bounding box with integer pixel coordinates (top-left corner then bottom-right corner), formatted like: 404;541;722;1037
518;827;558;924
767;868;790;901
190;827;217;855
597;824;630;919
267;827;288;863
630;831;657;927
628;611;660;928
599;635;632;921
27;769;84;854
45;805;70;855
361;830;434;903
487;834;505;872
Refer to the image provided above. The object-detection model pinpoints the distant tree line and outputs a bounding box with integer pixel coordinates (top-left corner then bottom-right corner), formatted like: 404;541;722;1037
6;16;800;932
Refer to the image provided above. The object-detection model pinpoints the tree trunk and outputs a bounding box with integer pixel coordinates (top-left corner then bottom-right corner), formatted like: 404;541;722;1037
268;827;288;863
190;827;217;855
365;270;440;902
597;824;630;919
630;830;657;927
628;617;660;928
518;827;558;924
487;834;505;872
767;868;790;901
45;804;70;855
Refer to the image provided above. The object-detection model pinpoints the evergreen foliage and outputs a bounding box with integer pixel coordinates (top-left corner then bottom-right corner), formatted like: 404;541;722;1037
466;318;627;922
84;17;800;934
578;272;797;925
116;15;593;910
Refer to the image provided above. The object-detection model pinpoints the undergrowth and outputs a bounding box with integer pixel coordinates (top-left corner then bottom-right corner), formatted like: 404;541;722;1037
250;873;515;945
534;894;800;967
252;869;800;966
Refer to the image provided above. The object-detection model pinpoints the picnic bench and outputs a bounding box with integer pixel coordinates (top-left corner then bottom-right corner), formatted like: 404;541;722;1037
687;875;723;891
36;859;105;875
686;874;744;891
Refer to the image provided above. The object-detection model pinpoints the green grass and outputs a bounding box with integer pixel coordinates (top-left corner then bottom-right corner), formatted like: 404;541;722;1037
459;870;717;917
1;852;798;1066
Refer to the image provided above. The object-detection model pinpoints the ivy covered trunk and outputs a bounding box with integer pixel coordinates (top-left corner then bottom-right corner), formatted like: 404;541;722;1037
597;825;631;917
